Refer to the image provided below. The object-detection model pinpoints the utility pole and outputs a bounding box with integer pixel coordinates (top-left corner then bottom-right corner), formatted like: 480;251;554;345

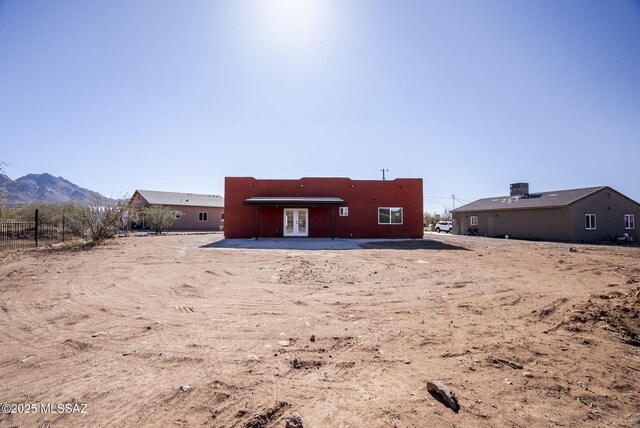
381;169;389;181
452;195;455;210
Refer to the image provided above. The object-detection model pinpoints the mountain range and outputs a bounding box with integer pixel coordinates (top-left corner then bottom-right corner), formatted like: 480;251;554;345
0;173;109;206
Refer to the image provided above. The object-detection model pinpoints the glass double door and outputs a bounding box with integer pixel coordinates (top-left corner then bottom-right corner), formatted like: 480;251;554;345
284;209;308;237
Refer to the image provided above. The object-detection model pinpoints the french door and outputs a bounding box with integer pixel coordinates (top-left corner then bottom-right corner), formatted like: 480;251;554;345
283;209;308;237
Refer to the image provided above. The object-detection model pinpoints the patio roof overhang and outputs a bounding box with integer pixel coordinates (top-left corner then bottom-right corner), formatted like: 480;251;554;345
243;197;345;207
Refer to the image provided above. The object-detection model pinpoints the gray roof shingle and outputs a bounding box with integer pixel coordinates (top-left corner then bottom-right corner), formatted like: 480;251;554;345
134;190;224;208
452;186;607;213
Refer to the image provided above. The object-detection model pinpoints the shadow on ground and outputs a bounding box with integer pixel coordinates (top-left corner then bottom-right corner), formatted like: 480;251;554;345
201;238;469;251
358;240;469;251
428;391;460;414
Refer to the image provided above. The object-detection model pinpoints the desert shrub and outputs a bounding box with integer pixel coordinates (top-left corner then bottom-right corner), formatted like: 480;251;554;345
8;204;67;221
3;203;91;224
142;206;177;233
65;197;129;245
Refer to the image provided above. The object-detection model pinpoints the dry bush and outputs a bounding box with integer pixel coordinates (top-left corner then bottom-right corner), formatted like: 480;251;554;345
6;203;70;221
65;197;128;246
142;206;177;233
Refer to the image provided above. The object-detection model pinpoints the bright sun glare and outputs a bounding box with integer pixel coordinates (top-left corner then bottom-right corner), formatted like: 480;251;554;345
249;0;333;59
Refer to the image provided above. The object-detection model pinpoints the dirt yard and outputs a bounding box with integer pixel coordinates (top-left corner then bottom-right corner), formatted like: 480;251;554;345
0;233;638;427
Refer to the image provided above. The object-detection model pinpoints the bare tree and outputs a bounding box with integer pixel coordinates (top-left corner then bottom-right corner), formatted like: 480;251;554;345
423;212;442;228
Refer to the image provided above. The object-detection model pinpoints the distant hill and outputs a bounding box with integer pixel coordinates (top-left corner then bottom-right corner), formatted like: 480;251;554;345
0;173;110;206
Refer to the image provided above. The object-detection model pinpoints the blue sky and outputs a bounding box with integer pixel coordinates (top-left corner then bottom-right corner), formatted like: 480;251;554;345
1;0;639;213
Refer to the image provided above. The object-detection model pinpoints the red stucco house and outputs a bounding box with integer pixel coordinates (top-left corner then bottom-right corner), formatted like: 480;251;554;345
224;177;423;239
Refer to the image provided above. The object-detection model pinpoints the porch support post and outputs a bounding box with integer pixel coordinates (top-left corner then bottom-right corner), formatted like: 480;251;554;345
255;206;260;240
331;206;336;240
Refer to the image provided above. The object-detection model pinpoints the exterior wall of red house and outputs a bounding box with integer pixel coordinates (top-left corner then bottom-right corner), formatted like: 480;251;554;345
224;177;423;239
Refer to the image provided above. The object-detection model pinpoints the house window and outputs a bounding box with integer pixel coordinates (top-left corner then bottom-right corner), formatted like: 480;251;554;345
585;214;596;230
198;212;208;222
470;216;478;226
378;207;403;224
625;214;635;230
174;211;182;219
220;212;225;221
339;207;349;216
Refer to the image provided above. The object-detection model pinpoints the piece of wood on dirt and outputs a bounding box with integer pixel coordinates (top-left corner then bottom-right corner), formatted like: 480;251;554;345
488;355;524;369
426;380;460;411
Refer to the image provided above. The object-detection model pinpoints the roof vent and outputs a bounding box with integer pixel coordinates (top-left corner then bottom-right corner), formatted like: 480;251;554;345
510;182;529;197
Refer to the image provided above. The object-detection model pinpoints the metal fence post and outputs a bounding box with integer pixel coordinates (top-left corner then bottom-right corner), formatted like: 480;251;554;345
34;208;39;247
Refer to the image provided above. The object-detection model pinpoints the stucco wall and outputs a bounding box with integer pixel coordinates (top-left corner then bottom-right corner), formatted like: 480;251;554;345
224;177;423;239
167;205;224;231
453;187;640;242
568;188;639;242
454;208;571;241
129;194;223;231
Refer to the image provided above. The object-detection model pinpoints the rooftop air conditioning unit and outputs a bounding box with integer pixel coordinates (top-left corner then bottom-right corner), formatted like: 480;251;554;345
510;183;529;197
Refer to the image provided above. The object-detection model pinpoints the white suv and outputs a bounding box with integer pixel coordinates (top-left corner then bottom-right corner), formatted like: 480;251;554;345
435;221;453;233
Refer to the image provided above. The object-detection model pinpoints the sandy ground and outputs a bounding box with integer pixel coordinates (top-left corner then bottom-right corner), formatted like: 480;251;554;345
0;233;638;428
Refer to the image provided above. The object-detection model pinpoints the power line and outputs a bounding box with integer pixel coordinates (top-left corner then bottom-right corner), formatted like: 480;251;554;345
423;198;451;208
424;196;471;202
424;197;470;204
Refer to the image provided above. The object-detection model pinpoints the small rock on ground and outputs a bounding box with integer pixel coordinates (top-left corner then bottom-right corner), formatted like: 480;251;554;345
284;413;303;428
426;380;459;411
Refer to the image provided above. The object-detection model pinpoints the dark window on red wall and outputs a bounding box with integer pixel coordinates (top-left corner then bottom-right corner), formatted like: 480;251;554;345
378;208;403;224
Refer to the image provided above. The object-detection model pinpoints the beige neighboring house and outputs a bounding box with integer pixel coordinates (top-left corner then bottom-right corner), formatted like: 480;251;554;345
129;190;224;232
452;183;639;243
